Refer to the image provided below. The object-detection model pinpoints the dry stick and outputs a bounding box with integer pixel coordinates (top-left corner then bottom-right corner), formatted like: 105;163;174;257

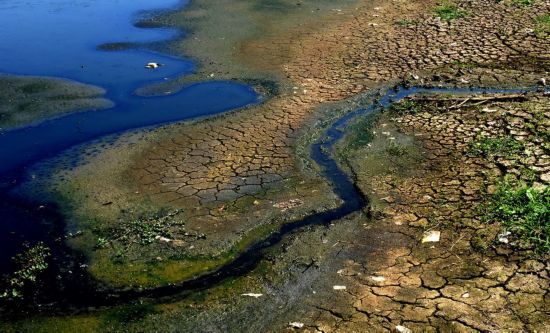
449;97;471;109
410;93;529;103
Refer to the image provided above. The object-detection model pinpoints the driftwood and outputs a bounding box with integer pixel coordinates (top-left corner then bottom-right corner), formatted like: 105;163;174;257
410;93;530;103
409;93;534;109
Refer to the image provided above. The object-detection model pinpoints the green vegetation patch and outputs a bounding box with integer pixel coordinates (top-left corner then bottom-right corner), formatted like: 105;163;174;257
434;3;467;21
97;209;188;247
510;0;536;7
342;112;381;152
535;14;550;38
389;99;423;115
468;135;524;157
0;243;51;300
480;178;549;253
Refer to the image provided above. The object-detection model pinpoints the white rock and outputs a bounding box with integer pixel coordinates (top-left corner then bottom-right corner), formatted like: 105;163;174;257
482;107;497;113
155;235;171;242
462;292;470;298
370;276;386;282
241;293;263;298
498;231;511;244
289;322;304;328
396;325;412;333
422;230;440;243
333;285;347;290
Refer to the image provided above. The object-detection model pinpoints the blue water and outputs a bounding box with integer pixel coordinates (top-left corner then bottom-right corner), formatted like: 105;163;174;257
0;0;259;175
0;0;258;273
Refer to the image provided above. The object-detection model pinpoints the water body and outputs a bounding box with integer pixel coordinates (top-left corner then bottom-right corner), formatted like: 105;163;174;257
0;0;258;272
0;0;259;175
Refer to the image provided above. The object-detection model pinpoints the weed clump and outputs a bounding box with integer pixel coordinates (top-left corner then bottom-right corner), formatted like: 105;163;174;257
434;3;467;21
480;178;549;253
535;14;550;38
389;99;422;115
0;243;51;300
468;135;524;157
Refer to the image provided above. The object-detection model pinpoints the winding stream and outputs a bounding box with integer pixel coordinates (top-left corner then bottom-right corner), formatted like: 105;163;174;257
4;85;540;314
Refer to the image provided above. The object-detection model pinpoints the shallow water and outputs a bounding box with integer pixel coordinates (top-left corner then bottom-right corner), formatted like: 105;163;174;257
0;0;190;92
0;0;257;272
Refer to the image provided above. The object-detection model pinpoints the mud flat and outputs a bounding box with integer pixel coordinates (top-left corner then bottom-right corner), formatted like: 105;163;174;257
1;0;550;331
0;75;112;130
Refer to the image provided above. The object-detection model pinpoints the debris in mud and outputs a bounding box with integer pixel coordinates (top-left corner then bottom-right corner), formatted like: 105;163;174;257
273;198;304;212
288;322;304;329
370;276;386;282
145;62;163;69
241;293;263;298
155;235;171;243
497;231;512;244
421;230;441;243
395;325;412;333
333;285;347;290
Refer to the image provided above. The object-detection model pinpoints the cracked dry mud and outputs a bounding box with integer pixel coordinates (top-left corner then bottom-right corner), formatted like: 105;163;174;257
132;0;549;207
17;0;549;330
299;95;550;332
70;0;550;208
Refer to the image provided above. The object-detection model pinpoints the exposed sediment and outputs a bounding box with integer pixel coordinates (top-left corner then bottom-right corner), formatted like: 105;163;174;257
3;0;549;330
0;75;112;130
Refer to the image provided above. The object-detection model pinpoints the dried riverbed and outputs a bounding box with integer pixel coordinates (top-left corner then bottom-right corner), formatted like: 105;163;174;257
1;0;549;331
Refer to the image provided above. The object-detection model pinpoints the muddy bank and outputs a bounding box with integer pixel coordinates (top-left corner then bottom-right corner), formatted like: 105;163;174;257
0;75;112;130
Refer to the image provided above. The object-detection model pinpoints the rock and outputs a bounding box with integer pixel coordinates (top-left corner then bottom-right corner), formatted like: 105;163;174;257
421;230;441;243
395;325;412;333
289;322;304;328
370;276;386;282
497;231;511;244
155;235;171;243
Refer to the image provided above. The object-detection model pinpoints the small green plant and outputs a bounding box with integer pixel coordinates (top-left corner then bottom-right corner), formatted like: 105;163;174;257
434;3;467;21
96;237;109;248
0;243;51;300
344;113;381;151
510;0;535;7
390;99;422;115
480;178;549;253
469;135;524;157
98;209;187;247
386;141;407;156
534;14;550;38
